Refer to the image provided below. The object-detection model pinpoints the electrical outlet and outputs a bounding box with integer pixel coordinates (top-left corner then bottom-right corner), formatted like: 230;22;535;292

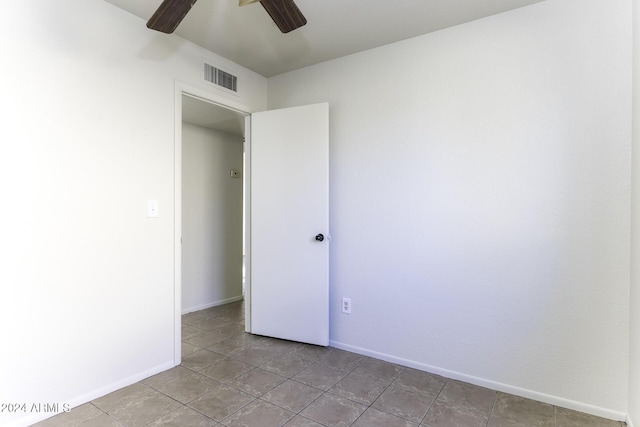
342;297;352;314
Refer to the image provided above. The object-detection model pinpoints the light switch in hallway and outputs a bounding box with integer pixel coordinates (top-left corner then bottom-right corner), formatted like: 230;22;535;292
147;199;159;217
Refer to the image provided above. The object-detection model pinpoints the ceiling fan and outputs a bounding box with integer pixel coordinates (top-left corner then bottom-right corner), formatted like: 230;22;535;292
147;0;307;34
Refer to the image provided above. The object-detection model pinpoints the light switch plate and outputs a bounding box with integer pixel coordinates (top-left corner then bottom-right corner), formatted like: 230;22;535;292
147;199;159;218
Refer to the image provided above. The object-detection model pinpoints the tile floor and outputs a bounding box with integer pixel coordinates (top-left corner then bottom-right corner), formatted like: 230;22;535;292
35;301;625;427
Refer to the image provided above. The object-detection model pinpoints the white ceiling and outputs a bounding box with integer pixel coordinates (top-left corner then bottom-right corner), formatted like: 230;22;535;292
104;0;546;77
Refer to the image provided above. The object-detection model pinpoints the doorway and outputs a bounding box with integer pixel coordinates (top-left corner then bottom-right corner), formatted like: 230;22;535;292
175;85;251;364
174;85;329;364
182;94;245;313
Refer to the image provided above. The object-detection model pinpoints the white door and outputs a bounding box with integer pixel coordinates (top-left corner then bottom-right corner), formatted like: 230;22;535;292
248;103;329;346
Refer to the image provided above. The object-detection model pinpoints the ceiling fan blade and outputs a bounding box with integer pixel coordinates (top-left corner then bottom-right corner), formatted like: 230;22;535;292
147;0;198;34
259;0;307;33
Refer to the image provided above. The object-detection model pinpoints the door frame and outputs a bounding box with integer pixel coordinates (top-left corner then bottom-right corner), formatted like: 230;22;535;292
173;81;254;365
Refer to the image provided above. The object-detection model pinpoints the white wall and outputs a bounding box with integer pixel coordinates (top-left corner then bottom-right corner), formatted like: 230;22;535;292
182;123;244;313
268;0;631;418
0;1;266;426
630;1;640;425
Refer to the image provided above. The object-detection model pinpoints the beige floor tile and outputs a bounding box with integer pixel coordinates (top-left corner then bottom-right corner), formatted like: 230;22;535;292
155;371;223;403
207;335;254;356
353;407;418;427
489;393;555;427
555;407;625;427
300;393;367;427
142;366;194;389
283;415;325;427
391;368;446;398
200;358;254;383
230;347;281;367
183;331;228;348
182;325;207;340
187;384;255;421
182;311;207;325
436;380;496;413
191;317;233;332
293;363;348;391
31;403;106;427
76;413;125;426
289;343;333;362
372;386;434;424
261;352;311;377
182;342;201;357
214;323;247;338
254;337;301;354
200;305;229;318
181;349;226;371
145;406;217;427
317;349;363;371
487;416;555;427
227;368;287;397
351;357;402;385
92;383;182;427
422;400;489;427
328;372;388;405
221;400;295;427
261;379;324;413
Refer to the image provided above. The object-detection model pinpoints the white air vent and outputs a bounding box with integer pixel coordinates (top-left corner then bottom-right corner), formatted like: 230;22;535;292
204;63;238;92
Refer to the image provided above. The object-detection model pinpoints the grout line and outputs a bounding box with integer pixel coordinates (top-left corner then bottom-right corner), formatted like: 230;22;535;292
419;377;447;426
486;391;499;427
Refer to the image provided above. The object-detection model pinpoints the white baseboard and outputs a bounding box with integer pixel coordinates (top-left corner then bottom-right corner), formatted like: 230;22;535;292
182;295;243;315
628;414;636;427
6;361;175;427
329;340;627;423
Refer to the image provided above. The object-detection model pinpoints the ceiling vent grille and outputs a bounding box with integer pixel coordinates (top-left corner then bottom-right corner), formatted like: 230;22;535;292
204;63;238;92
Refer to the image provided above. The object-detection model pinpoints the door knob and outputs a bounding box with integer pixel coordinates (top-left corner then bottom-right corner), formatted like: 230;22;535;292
315;233;325;242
